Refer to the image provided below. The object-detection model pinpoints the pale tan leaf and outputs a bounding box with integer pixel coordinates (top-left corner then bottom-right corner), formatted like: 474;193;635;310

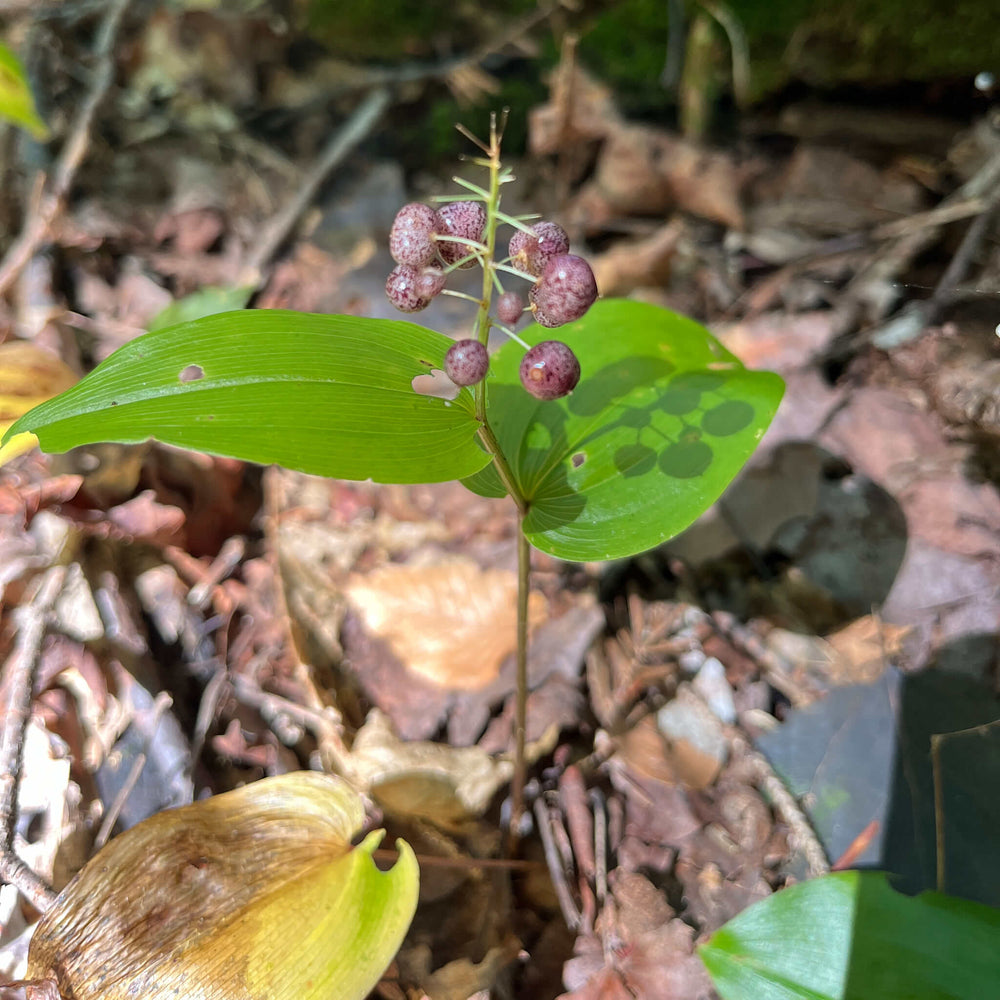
346;559;547;691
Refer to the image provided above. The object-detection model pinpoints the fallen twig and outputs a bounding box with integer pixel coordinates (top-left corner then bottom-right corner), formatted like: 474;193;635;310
240;86;391;288
0;566;66;912
730;733;830;878
93;692;174;851
0;0;134;299
534;797;582;931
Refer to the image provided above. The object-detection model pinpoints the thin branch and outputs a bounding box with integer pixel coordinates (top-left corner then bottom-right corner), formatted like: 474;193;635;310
533;798;582;931
0;566;66;912
93;692;173;850
730;733;830;878
241;87;391;286
0;0;133;298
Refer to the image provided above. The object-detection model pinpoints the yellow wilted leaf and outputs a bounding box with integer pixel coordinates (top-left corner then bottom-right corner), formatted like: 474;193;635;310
0;342;77;465
27;772;418;1000
0;41;49;140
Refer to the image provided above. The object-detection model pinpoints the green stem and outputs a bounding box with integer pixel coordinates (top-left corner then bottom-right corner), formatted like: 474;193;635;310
477;424;526;515
511;512;531;837
473;122;504;426
451;115;531;838
462;115;527;515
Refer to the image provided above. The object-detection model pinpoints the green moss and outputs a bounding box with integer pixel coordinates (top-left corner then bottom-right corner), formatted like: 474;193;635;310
576;0;674;116
300;0;540;62
297;0;996;164
572;0;997;108
777;0;999;87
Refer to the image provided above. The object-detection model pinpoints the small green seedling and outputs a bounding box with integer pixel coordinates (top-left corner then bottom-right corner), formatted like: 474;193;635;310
2;112;784;829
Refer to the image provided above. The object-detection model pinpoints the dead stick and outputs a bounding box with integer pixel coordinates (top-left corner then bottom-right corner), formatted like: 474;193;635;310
731;734;830;878
0;566;66;912
241;86;391;287
0;0;133;298
533;798;582;931
93;692;174;850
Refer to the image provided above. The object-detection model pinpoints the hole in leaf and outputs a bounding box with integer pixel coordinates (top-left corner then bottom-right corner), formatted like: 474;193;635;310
179;364;204;383
572;452;586;468
412;370;459;400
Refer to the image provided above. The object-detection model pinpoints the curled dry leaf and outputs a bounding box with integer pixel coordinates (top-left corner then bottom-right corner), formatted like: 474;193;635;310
0;342;77;465
27;772;418;1000
338;710;514;827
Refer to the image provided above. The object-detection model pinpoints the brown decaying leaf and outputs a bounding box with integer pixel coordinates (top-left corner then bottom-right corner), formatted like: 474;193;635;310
591;125;745;230
528;65;621;157
589;221;682;297
561;872;713;1000
345;559;547;691
336;709;513;826
818;386;1000;559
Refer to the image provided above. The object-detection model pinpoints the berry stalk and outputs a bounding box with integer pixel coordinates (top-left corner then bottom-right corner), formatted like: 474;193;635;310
460;113;527;513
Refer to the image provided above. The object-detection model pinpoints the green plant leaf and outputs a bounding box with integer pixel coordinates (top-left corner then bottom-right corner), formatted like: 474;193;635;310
464;299;783;561
2;310;491;484
0;40;49;139
148;285;255;331
28;772;419;1000
699;871;1000;1000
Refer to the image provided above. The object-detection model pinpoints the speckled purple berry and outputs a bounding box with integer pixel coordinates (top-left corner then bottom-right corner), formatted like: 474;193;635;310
389;203;438;267
496;290;525;326
519;341;580;400
530;254;598;326
508;221;570;277
415;265;447;299
435;201;486;268
385;263;430;313
444;339;489;386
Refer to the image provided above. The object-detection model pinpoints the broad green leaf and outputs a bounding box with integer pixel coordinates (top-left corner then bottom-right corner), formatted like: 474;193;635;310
148;285;255;331
699;871;1000;1000
464;299;783;561
3;310;491;484
28;772;419;1000
0;40;49;139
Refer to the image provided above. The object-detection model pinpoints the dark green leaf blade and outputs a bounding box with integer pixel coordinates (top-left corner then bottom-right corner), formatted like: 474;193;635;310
3;310;489;484
466;299;783;561
699;871;1000;1000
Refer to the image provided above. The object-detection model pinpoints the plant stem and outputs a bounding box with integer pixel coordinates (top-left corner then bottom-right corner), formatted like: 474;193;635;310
472;120;504;426
456;114;531;837
511;512;531;838
458;113;527;514
477;424;526;515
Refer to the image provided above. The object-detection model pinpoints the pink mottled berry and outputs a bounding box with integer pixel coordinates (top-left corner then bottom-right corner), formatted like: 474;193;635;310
389;202;437;267
385;263;430;313
530;253;598;327
519;341;581;400
445;339;489;386
435;201;486;268
415;265;447;299
509;221;570;277
496;291;525;326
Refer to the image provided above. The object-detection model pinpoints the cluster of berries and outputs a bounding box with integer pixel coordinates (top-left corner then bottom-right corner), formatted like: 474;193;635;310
385;200;597;400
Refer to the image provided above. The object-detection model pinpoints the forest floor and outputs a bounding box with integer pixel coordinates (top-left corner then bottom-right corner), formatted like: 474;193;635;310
0;5;998;999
